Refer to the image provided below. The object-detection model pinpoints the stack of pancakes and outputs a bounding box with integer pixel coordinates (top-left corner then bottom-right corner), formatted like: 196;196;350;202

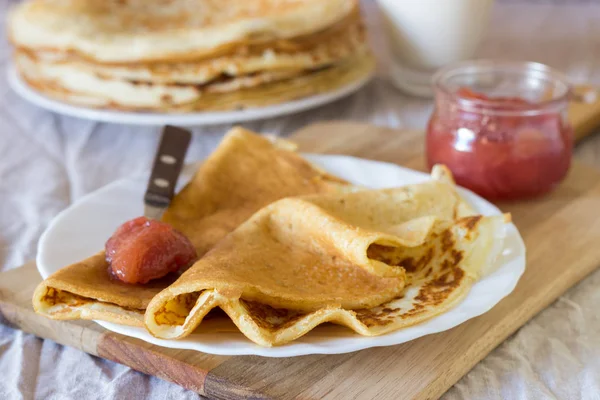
8;0;375;112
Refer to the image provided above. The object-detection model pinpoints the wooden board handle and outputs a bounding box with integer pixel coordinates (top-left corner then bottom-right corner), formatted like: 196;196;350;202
569;85;600;142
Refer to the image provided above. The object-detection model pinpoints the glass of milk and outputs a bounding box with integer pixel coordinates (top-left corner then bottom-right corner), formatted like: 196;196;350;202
377;0;495;97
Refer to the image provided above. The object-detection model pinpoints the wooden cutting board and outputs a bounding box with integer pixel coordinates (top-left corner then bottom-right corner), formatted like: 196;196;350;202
2;120;600;400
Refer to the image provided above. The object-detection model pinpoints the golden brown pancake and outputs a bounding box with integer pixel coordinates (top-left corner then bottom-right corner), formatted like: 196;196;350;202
16;51;375;111
144;166;508;346
32;127;350;326
16;16;366;83
8;0;358;63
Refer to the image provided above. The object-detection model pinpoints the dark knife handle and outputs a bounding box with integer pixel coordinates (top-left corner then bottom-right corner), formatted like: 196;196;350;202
144;125;192;208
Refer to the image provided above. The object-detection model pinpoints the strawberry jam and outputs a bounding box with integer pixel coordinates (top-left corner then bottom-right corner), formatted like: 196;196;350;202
426;62;573;200
105;216;197;284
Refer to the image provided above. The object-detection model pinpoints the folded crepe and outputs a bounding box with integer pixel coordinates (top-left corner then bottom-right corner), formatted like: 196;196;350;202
144;166;508;346
8;0;375;111
32;127;350;326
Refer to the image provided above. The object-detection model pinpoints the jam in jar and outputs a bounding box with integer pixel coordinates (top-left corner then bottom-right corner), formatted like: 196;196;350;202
426;61;573;200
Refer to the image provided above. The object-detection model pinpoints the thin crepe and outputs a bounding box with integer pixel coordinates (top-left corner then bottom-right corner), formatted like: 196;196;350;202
17;17;366;85
144;166;508;346
17;52;375;111
8;0;357;63
32;127;350;326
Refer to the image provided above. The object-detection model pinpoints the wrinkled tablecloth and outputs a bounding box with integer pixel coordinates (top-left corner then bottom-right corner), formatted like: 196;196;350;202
1;1;600;399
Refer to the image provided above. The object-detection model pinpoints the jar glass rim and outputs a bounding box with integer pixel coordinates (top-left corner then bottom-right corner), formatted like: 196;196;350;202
432;60;572;116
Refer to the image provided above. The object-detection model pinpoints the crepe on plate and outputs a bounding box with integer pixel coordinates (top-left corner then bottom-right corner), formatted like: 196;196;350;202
32;127;350;326
8;0;375;111
144;166;508;346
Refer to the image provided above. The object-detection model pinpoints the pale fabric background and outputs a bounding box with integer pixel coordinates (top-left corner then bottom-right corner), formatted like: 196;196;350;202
1;1;600;399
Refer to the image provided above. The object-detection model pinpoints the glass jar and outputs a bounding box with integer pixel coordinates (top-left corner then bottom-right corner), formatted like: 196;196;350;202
426;60;573;200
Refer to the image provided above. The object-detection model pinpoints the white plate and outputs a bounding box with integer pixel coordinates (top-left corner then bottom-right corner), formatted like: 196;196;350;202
8;66;372;126
37;154;526;357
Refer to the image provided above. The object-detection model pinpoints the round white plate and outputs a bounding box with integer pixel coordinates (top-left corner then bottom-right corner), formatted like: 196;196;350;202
37;154;526;357
8;66;372;126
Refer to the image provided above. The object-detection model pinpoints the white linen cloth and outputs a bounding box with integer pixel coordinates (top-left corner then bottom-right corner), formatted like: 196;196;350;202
1;1;600;399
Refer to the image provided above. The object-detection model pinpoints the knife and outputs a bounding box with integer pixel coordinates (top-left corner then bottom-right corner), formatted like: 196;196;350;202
144;125;192;220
